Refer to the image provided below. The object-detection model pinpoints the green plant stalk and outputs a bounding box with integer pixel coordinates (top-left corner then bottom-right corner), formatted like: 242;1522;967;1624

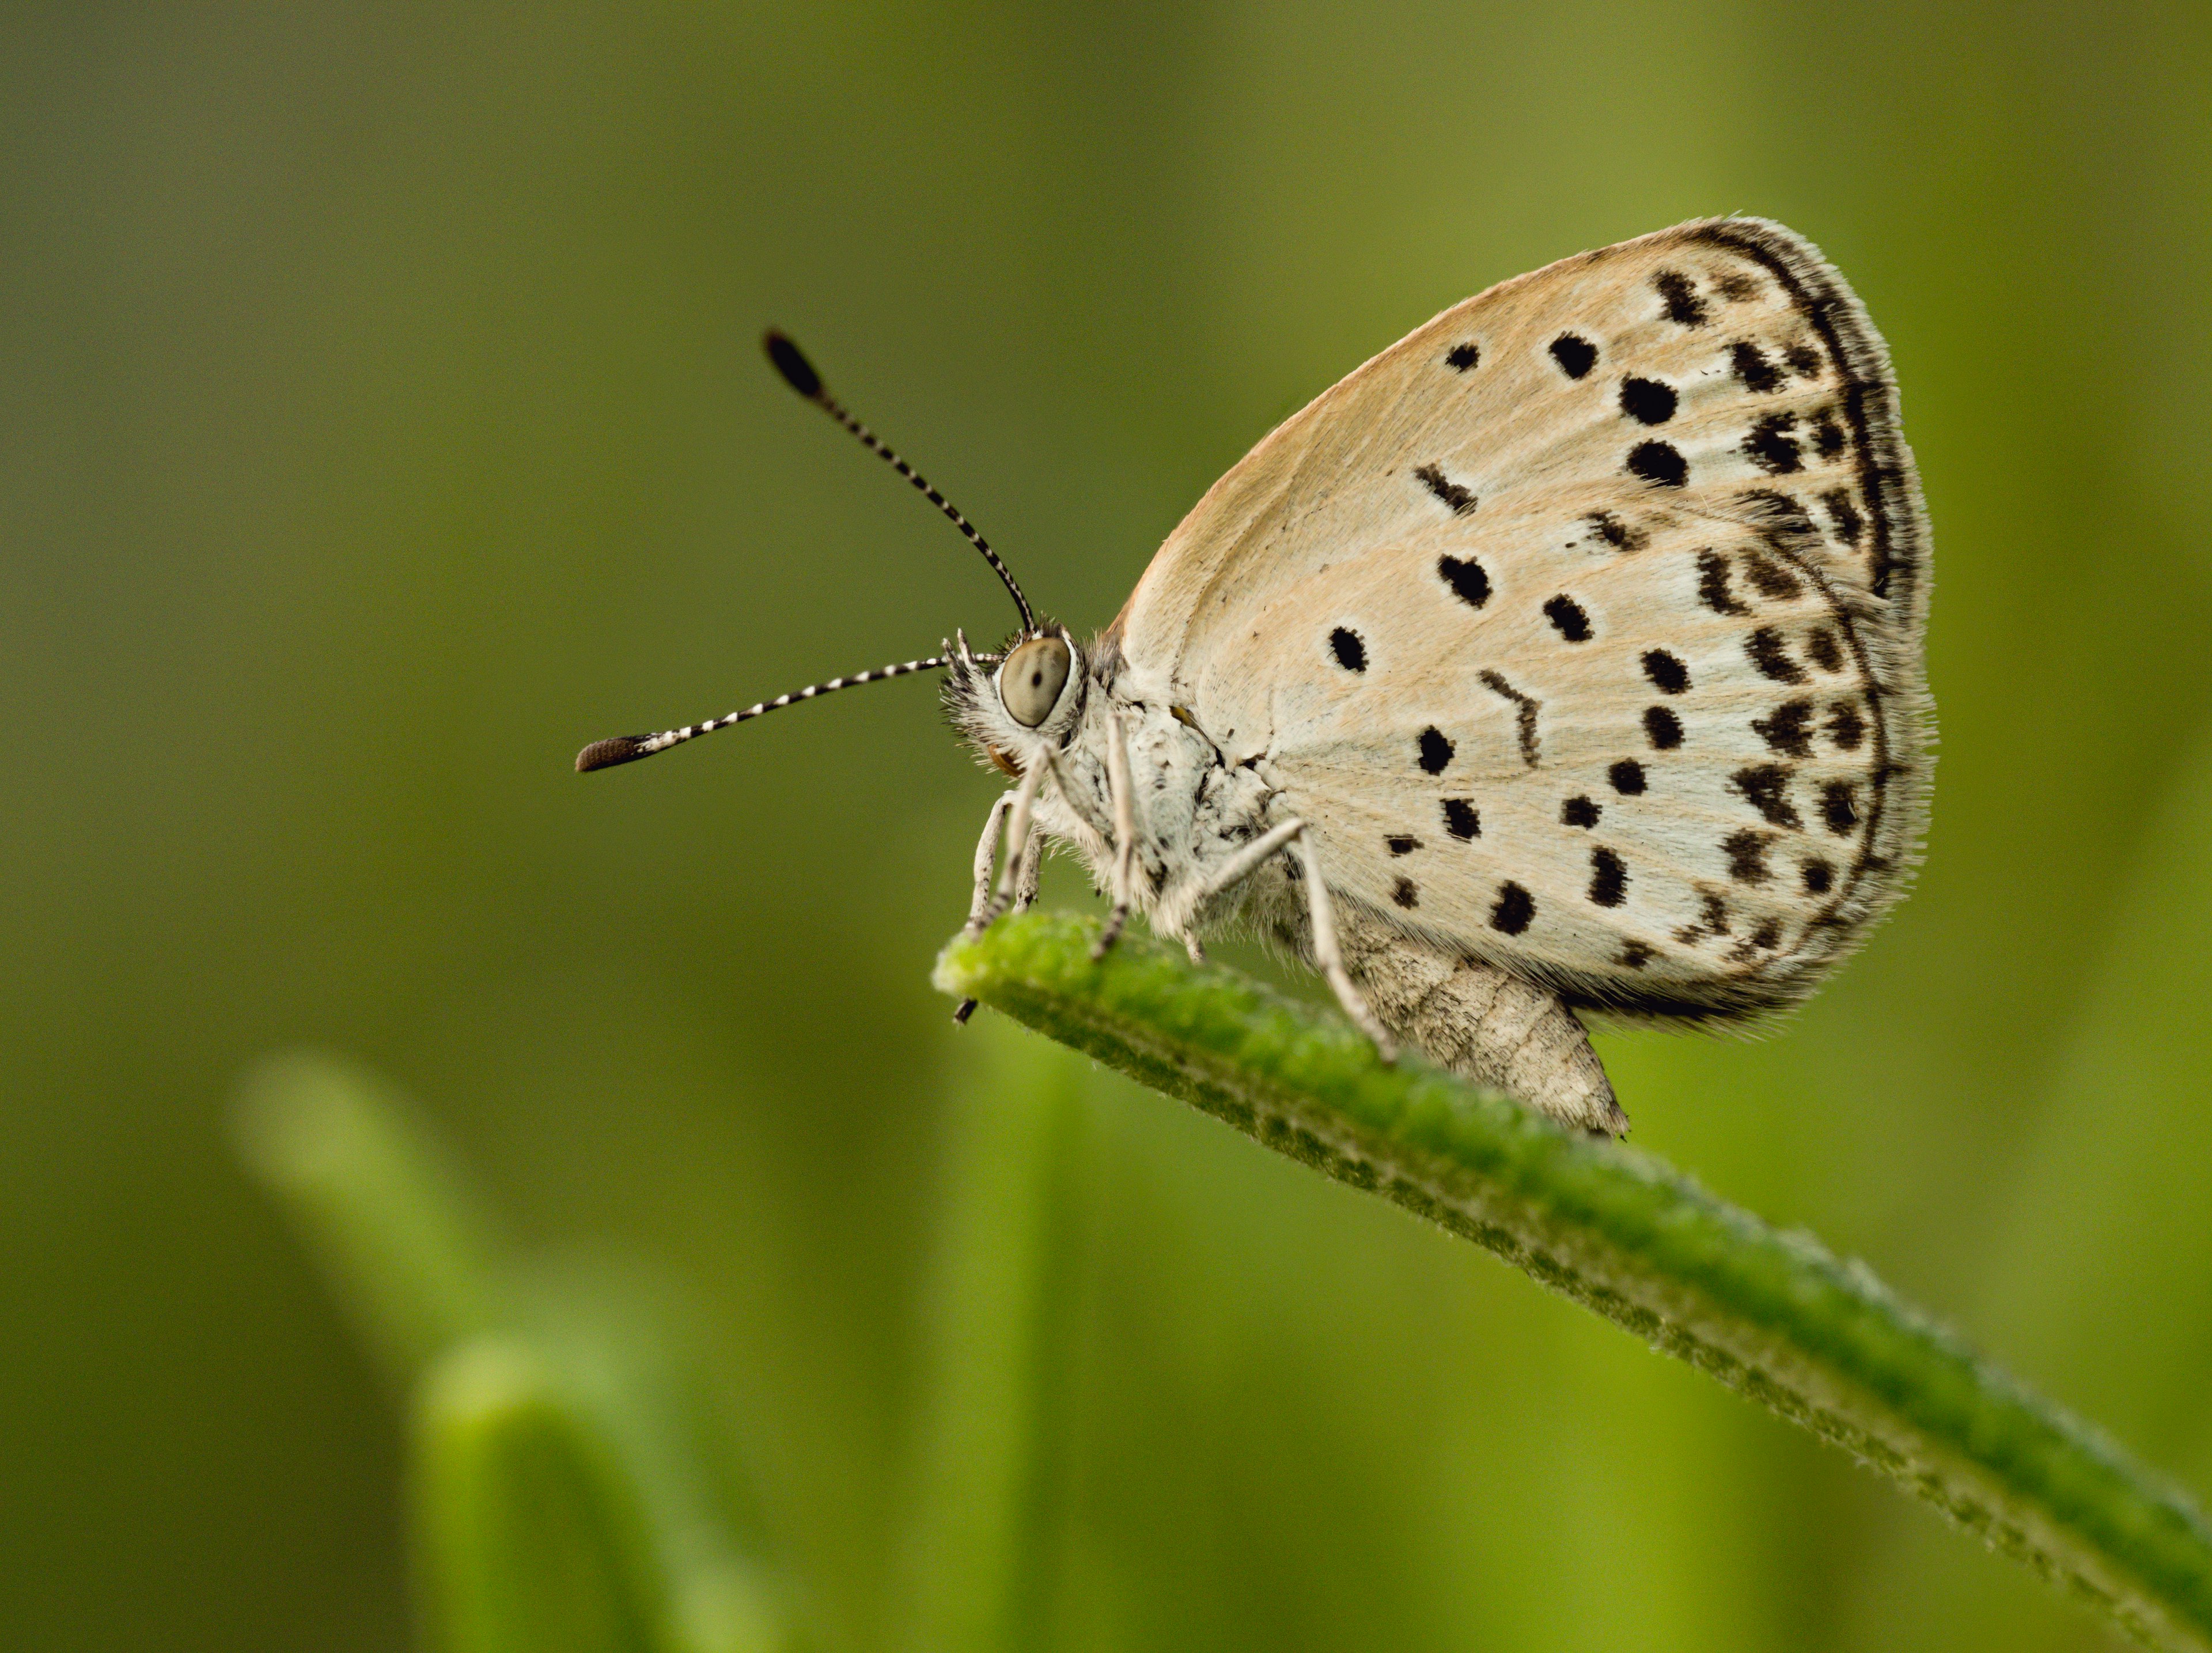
899;1020;1086;1653
234;1052;513;1379
415;1338;662;1653
236;1057;791;1653
936;911;2212;1653
522;1296;793;1653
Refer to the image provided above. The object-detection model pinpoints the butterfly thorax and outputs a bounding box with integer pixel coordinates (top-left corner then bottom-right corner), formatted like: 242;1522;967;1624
944;630;1284;950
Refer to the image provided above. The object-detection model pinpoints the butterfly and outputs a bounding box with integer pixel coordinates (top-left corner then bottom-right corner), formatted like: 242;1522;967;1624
579;218;1932;1136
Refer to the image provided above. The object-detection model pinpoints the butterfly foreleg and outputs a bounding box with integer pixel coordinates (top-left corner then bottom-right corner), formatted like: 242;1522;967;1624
1090;709;1139;960
976;749;1055;930
955;790;1018;1025
952;782;1054;1026
1012;824;1044;913
963;791;1017;935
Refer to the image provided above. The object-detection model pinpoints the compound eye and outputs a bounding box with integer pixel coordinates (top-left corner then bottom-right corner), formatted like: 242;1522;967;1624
1000;636;1071;728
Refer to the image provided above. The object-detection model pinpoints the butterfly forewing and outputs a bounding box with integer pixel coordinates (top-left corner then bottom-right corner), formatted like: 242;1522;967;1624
1106;218;1930;1018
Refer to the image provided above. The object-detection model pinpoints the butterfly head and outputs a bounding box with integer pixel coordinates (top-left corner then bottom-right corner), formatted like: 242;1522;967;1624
944;622;1087;778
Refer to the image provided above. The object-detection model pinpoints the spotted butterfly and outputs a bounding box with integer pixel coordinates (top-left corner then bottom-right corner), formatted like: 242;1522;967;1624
580;218;1931;1133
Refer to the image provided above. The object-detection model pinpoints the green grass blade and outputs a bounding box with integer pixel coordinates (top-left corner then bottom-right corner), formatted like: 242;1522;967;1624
233;1052;512;1379
935;911;2212;1652
414;1338;661;1653
898;1019;1086;1653
524;1283;791;1653
237;1060;794;1653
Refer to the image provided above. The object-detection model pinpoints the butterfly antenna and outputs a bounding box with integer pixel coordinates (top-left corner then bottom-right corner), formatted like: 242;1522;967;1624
577;653;953;772
763;330;1036;633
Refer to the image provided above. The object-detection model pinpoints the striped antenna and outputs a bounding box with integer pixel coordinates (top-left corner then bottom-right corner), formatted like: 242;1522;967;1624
763;330;1036;633
577;654;952;772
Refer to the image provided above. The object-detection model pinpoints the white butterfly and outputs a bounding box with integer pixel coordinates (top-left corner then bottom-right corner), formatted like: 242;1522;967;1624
581;218;1932;1135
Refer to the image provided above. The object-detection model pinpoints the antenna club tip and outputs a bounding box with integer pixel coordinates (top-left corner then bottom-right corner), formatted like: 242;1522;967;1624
762;330;824;400
576;736;649;773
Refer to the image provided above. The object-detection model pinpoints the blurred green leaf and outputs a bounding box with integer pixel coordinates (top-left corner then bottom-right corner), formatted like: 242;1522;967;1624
899;1019;1087;1653
1849;723;2212;1648
414;1338;660;1653
522;1280;790;1653
233;1053;513;1381
938;911;2212;1652
238;1060;791;1653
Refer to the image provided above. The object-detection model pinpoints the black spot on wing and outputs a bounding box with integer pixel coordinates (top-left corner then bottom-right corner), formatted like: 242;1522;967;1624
1696;550;1748;615
1414;463;1477;515
1745;626;1805;684
1626;441;1688;489
1478;671;1541;767
1807;627;1845;674
1618;941;1656;969
1588;848;1628;908
1441;799;1480;840
1641;649;1691;693
1445;342;1480;371
1820;780;1860;835
1550;334;1597;379
1731;763;1802;829
1739;488;1823;554
1490;882;1535;935
1643;706;1683;750
1723;829;1772;884
1561;795;1600;829
1801;857;1834;895
1437;554;1490;608
1330;627;1366;672
1608;759;1646;795
1714;271;1760;302
1585;511;1649;551
1417;727;1455;775
1392;876;1420;910
1386;835;1421;856
1654;270;1707;327
1811;410;1846;459
1826;700;1866;751
1821;489;1865;546
1619;378;1677;425
1675;892;1732;943
1745;413;1804;475
1783;342;1824;379
1751;699;1815;758
1544;595;1592;642
1740;550;1802;600
1730;341;1784;394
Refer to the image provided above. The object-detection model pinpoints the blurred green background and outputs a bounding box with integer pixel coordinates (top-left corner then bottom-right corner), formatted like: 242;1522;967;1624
6;1;2211;1647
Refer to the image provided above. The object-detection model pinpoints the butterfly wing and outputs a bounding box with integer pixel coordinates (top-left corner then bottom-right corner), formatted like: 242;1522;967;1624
1104;218;1930;1019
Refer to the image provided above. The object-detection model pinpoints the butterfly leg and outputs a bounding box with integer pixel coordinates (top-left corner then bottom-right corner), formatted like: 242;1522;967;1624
978;748;1060;929
955;858;1041;1023
1091;709;1139;960
1012;826;1044;912
1192;817;1306;899
1190;818;1393;1060
954;790;1022;1025
1288;827;1397;1062
963;792;1017;936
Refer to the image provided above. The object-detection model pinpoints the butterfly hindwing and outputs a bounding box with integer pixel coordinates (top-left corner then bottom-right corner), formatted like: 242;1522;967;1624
1104;218;1930;1019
